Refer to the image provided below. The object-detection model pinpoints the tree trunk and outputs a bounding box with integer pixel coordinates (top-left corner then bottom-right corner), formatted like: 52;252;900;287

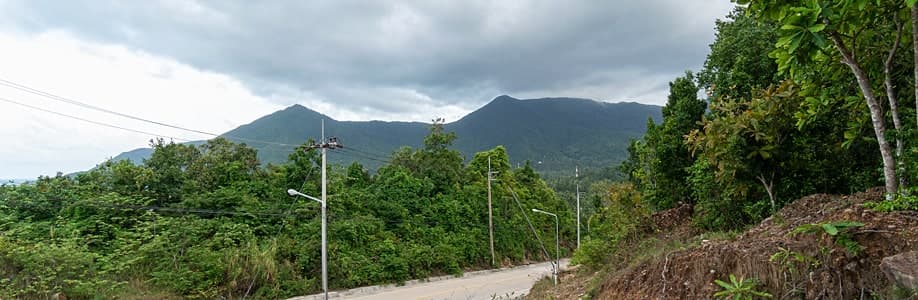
756;173;776;213
831;33;898;198
885;20;906;191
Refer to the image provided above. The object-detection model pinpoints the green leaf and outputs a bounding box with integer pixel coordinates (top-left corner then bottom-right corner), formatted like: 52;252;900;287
908;0;917;8
812;32;828;48
808;24;826;33
788;32;805;53
715;279;733;290
822;223;839;236
752;290;774;298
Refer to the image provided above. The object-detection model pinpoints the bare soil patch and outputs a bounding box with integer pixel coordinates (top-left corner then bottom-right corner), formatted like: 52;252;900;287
598;188;918;299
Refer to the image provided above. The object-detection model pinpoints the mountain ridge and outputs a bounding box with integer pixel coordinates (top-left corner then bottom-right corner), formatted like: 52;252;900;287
113;96;662;175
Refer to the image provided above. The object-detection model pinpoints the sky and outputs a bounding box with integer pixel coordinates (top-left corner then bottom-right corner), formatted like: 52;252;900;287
0;0;735;179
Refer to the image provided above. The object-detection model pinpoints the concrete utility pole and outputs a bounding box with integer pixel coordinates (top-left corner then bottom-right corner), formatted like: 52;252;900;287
576;165;580;249
295;120;342;300
487;156;496;267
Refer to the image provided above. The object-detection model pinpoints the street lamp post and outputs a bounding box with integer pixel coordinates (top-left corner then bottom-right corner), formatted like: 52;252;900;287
531;208;559;285
287;188;327;300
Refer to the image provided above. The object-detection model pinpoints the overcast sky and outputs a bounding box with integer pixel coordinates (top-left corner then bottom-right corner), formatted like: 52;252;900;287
0;0;734;179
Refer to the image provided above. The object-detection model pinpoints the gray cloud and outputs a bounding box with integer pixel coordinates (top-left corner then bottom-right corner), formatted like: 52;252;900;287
1;0;734;120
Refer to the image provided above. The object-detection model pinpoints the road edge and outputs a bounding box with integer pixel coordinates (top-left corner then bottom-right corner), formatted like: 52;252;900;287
288;259;570;300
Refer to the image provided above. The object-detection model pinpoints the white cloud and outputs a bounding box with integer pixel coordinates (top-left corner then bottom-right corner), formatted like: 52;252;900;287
0;1;740;179
0;31;283;178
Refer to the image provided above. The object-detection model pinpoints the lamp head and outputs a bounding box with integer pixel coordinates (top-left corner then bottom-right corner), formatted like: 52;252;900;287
287;188;298;196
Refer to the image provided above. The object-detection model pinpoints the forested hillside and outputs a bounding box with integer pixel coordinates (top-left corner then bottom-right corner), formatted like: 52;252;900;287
113;96;661;177
0;123;573;298
540;4;918;299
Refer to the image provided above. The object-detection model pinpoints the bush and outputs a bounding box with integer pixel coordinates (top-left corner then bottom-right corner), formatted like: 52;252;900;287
572;182;648;269
0;237;122;299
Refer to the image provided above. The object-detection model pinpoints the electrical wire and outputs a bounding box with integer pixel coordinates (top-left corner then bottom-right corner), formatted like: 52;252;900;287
1;198;298;218
0;96;193;142
97;203;294;217
504;184;553;263
0;77;302;148
0;95;300;159
0;78;410;168
331;148;393;164
344;145;394;161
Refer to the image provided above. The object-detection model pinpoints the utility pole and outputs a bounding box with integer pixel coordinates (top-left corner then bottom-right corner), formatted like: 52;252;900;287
576;165;580;249
303;120;342;300
487;156;496;267
531;208;559;285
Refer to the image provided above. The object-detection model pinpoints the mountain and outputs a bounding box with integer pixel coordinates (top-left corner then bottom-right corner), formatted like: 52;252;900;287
113;148;154;165
449;96;659;174
0;179;31;185
113;95;661;175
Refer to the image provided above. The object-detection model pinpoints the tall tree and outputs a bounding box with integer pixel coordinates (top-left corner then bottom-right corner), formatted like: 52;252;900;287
639;71;707;209
699;6;780;101
418;118;464;194
741;0;907;197
688;82;799;213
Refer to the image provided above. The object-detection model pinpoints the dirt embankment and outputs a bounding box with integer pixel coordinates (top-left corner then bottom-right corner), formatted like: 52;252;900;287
596;188;918;299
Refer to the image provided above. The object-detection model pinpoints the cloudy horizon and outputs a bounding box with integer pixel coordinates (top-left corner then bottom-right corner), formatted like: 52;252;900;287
0;1;735;179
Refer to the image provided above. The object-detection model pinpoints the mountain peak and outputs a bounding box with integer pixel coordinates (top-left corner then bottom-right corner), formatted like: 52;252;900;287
492;95;519;103
112;96;662;177
275;104;334;121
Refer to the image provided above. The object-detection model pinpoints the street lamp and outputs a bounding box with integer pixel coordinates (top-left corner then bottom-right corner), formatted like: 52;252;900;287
288;188;327;300
531;208;559;285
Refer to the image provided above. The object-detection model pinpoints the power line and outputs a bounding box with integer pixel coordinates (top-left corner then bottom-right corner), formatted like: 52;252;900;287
1;95;301;157
0;96;193;142
95;202;295;218
334;150;392;165
0;78;219;136
335;149;391;164
0;91;345;167
0;77;302;148
1;198;298;218
345;146;394;161
0;78;418;169
504;184;553;263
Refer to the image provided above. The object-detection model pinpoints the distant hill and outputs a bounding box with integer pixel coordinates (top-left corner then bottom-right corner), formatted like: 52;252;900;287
113;148;153;165
113;95;661;175
1;179;32;185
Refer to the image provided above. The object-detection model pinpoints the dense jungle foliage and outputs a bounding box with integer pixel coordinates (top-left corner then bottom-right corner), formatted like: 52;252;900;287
0;122;573;299
575;2;918;269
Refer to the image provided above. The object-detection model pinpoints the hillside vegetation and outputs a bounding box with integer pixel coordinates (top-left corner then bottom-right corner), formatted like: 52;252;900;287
532;4;918;299
0;122;573;299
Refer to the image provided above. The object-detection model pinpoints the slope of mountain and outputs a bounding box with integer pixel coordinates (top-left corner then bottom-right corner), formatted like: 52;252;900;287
449;95;660;174
112;148;154;165
113;96;662;175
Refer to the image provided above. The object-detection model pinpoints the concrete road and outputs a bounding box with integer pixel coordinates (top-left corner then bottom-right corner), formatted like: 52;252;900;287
292;260;569;300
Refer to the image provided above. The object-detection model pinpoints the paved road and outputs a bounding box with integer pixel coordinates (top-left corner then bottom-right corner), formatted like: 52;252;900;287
292;260;569;300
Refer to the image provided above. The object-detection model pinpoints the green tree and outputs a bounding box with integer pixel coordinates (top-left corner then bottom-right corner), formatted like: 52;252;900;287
640;71;707;209
699;7;780;101
741;0;909;197
417;118;464;194
143;139;200;205
688;83;800;215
